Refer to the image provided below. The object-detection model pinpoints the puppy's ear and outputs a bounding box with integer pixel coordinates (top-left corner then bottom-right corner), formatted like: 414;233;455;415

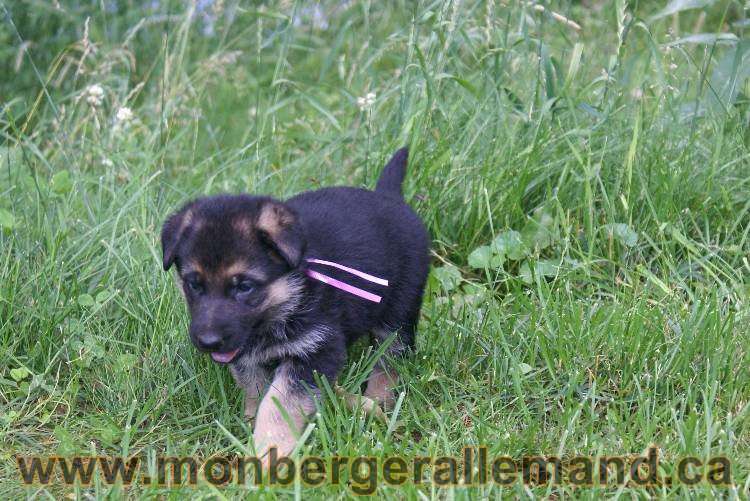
161;204;195;271
256;201;306;268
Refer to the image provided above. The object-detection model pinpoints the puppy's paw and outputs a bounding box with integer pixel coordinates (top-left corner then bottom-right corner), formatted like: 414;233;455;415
253;427;298;470
364;366;398;410
252;370;314;469
336;385;389;423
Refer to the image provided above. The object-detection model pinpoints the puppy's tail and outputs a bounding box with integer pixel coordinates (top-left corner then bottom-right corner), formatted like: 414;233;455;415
375;147;409;196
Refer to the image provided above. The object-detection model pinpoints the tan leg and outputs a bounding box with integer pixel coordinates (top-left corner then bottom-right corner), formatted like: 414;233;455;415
364;362;399;409
364;328;405;409
230;356;268;420
253;362;316;466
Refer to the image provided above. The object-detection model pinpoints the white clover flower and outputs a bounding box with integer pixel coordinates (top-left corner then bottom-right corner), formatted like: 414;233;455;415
356;92;376;112
86;84;104;107
115;106;134;123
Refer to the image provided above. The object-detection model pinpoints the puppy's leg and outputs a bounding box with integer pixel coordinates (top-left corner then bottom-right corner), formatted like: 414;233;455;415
253;328;346;464
365;362;398;407
253;361;316;463
230;355;268;420
364;327;409;409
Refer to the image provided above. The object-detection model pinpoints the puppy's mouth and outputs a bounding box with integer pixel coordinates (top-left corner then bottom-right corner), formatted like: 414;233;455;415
210;348;240;364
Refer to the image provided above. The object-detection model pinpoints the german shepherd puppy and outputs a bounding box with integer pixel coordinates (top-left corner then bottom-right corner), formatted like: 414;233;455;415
161;148;429;460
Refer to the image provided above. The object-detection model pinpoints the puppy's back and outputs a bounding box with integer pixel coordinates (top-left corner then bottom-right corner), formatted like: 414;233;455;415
288;184;429;335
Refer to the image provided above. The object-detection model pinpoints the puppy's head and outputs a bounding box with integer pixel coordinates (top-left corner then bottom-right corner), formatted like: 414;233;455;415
161;195;306;364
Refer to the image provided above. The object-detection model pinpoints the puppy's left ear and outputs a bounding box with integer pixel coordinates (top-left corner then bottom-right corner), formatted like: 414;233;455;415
256;201;306;268
161;204;195;271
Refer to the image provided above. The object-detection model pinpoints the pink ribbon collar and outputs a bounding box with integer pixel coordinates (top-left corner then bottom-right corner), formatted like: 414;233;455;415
305;258;388;303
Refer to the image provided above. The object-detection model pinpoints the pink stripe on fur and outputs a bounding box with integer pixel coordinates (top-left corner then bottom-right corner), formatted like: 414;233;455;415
305;269;382;303
305;258;389;286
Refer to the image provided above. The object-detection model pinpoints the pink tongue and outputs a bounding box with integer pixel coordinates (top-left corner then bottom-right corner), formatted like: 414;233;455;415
210;348;240;363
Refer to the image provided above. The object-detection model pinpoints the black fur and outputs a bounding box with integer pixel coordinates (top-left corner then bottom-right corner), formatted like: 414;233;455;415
161;148;430;395
375;147;409;195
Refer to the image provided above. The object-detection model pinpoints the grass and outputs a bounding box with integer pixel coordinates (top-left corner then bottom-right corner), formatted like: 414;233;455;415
1;0;749;498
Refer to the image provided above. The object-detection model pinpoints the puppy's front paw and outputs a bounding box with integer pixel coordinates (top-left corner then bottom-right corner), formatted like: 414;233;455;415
253;427;298;470
252;362;316;468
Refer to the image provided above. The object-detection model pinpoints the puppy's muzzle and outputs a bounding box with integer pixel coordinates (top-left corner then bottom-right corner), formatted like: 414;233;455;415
196;330;222;351
189;323;241;364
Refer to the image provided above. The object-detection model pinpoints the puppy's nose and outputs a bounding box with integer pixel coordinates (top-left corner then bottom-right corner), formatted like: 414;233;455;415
197;331;223;351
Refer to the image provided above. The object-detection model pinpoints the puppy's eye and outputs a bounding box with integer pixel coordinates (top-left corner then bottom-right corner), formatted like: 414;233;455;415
229;275;255;295
184;276;203;293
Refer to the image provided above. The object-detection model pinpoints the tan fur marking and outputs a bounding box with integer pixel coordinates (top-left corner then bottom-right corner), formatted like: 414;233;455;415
175;209;203;244
183;260;205;275
263;276;293;309
364;328;403;409
256;203;300;266
256;204;284;238
224;261;250;277
246;325;327;367
221;261;267;283
176;209;194;238
364;364;399;409
253;363;315;466
255;275;305;331
231;217;254;237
